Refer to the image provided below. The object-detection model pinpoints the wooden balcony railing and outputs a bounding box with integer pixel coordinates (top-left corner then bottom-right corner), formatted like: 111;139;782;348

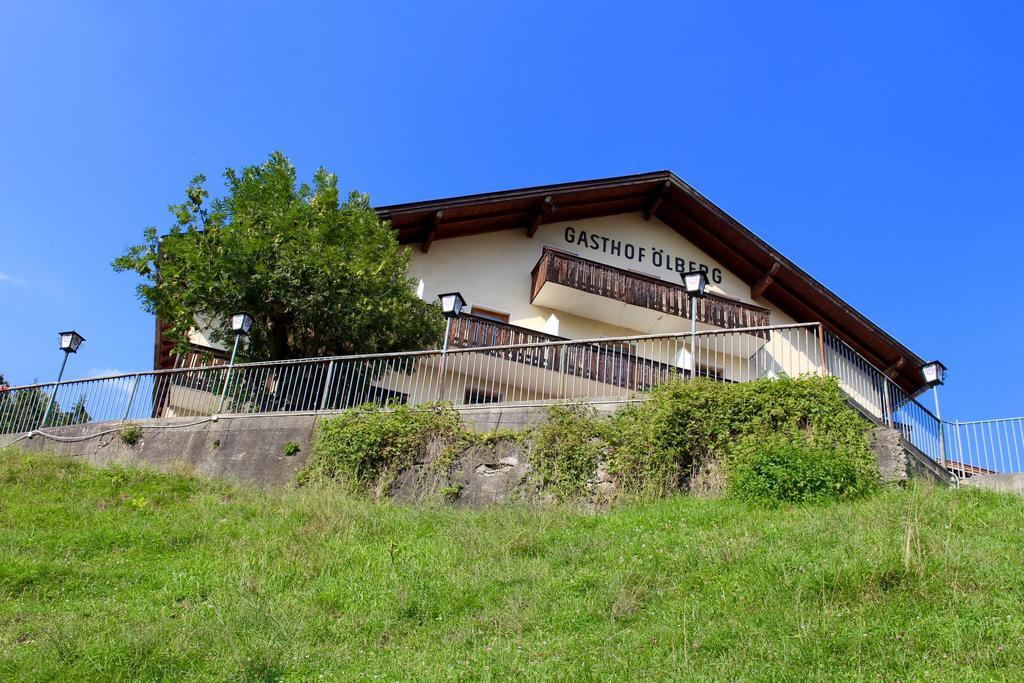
448;314;679;391
531;247;771;331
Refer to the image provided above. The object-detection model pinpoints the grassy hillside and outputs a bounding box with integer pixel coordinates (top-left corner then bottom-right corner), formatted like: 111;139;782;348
1;449;1023;681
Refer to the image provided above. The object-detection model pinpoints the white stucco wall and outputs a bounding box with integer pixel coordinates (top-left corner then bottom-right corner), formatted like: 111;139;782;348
407;212;823;385
409;212;801;337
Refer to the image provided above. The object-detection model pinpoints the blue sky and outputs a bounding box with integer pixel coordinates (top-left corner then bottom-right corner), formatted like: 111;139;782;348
1;1;1021;420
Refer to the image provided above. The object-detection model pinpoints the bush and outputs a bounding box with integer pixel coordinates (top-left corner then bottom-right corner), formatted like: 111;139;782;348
298;376;879;506
439;482;463;503
530;375;878;503
530;403;603;500
728;432;879;505
298;403;467;495
119;424;143;447
605;376;876;499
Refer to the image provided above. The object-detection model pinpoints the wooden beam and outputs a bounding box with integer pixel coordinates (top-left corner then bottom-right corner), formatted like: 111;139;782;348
643;181;671;220
883;357;906;379
526;196;554;238
421;210;443;253
658;201;763;281
750;262;781;299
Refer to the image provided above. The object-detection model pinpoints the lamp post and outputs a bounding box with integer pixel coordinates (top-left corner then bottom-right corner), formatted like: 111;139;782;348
218;313;253;413
680;271;708;376
921;360;948;471
437;292;466;401
40;330;85;428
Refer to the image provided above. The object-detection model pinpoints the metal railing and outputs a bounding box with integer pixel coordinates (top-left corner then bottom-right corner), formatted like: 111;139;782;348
822;330;947;467
945;417;1024;477
5;320;1015;482
2;322;824;432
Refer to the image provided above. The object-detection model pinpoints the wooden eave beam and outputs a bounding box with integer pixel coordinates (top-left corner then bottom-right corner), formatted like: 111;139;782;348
658;201;763;281
751;262;781;299
643;181;672;221
526;196;554;238
883;357;906;379
421;210;443;253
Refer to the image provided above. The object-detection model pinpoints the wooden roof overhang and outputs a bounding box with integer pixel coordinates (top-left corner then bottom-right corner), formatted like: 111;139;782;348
377;171;929;395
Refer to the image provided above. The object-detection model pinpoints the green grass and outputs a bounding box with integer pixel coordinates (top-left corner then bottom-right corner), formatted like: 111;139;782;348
1;449;1023;681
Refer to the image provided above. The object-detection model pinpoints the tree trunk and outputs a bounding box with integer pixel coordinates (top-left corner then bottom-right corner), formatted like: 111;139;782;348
267;317;292;360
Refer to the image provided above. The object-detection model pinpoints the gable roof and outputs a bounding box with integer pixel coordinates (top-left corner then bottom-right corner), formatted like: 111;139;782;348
376;171;929;395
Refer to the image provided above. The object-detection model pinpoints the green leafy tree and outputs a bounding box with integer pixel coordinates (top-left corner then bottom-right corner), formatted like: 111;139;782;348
113;152;442;361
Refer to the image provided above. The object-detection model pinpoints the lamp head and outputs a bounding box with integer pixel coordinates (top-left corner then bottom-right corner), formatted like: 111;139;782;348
58;330;85;353
680;271;709;298
920;360;946;387
230;313;254;336
438;292;467;319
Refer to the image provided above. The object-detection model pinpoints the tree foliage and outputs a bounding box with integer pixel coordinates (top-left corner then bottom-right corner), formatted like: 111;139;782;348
113;152;442;361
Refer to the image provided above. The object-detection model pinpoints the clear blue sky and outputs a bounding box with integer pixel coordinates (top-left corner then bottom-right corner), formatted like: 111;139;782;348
1;1;1021;420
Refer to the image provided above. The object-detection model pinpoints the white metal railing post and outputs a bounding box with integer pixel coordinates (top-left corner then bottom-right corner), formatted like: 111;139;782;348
437;317;452;402
319;360;336;411
817;324;828;378
39;350;71;429
933;386;947;471
122;375;140;421
559;345;568;398
882;382;893;428
218;334;242;414
954;419;964;479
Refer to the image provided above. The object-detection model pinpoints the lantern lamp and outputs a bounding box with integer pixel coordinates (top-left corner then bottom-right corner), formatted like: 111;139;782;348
920;360;946;387
438;292;467;319
230;313;254;336
58;330;85;354
680;271;709;298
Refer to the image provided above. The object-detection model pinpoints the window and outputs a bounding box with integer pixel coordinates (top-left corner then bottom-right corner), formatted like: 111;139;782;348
464;386;502;404
466;306;511;347
469;306;509;323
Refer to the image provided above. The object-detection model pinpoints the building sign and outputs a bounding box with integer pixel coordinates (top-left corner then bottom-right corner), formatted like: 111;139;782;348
562;226;723;284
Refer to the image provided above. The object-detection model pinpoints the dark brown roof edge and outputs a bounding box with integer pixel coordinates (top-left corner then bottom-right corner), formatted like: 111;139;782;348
376;170;674;219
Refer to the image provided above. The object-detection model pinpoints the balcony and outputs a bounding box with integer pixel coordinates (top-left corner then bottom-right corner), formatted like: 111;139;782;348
530;247;770;336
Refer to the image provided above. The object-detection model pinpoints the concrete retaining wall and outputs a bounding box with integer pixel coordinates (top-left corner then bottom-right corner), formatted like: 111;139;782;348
7;404;619;489
961;473;1024;495
7;401;947;498
12;415;318;486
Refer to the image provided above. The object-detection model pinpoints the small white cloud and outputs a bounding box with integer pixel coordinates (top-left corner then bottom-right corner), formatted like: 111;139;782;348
88;368;126;379
85;368;133;397
0;272;25;285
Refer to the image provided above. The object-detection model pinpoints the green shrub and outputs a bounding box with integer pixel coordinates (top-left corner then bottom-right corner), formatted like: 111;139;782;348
530;403;603;500
529;375;877;503
299;376;878;506
606;375;875;499
119;424;143;447
727;432;879;505
282;441;301;456
298;403;467;495
439;482;463;503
